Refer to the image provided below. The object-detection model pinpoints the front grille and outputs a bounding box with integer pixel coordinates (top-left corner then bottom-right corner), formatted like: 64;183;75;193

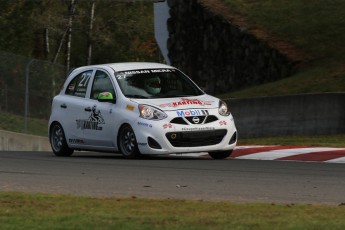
170;115;219;125
165;129;227;147
185;116;206;124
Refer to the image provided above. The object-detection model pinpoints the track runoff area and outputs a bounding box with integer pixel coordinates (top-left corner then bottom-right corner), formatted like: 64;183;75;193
173;146;345;163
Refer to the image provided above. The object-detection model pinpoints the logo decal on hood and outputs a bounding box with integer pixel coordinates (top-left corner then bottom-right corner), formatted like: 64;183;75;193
159;98;213;108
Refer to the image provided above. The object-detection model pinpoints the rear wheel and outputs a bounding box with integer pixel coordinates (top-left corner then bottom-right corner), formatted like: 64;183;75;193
208;150;232;159
118;125;141;159
49;123;74;157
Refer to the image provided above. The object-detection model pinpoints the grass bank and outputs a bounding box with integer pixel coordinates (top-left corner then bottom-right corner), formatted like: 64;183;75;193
1;192;345;230
221;0;345;98
0;112;47;137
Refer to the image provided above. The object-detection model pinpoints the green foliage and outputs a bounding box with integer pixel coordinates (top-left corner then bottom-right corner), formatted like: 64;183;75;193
0;0;37;56
86;1;158;64
0;0;159;67
0;1;160;122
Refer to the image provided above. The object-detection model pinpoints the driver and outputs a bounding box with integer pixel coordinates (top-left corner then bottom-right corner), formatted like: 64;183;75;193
144;76;161;94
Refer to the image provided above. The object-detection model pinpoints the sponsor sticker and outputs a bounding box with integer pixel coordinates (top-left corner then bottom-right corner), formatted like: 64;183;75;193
219;121;227;126
137;122;152;128
181;127;215;131
163;123;173;129
160;98;213;108
76;105;104;131
126;104;135;111
69;139;84;144
116;69;173;79
176;109;208;117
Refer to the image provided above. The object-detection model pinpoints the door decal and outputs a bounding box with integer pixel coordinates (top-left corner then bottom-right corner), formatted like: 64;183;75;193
76;105;105;130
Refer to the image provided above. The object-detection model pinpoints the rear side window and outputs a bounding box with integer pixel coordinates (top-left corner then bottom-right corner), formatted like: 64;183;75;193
65;70;92;97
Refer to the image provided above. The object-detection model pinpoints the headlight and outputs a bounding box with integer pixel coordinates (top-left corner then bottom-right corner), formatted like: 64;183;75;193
218;100;231;116
138;104;167;120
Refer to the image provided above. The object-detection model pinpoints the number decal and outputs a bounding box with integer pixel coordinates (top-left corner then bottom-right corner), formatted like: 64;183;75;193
116;74;126;80
78;72;91;87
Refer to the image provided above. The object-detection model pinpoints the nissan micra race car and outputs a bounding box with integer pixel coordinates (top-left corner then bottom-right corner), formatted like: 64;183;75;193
49;62;237;159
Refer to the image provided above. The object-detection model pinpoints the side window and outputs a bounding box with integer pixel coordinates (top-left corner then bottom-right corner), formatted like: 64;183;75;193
91;70;115;100
65;70;92;97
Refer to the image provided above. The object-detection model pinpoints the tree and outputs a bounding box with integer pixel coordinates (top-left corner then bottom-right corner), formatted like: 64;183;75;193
87;1;95;65
0;0;37;56
66;0;77;72
0;0;159;68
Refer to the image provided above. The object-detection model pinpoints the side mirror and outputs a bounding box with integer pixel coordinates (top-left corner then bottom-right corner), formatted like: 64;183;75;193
98;92;116;103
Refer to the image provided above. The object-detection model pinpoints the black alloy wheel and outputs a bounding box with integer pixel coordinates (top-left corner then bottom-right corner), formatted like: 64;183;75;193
50;122;74;157
118;124;141;159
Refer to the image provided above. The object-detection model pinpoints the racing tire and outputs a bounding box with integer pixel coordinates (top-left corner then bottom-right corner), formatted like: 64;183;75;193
49;122;74;157
208;150;232;159
118;124;141;159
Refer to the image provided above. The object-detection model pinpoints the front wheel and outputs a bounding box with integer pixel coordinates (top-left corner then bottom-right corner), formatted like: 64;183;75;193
49;123;74;157
118;125;141;159
208;150;232;159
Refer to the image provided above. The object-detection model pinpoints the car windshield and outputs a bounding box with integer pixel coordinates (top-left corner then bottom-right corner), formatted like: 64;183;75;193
115;68;204;98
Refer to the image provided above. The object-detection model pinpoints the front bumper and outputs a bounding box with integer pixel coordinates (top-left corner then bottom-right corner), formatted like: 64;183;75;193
132;110;237;155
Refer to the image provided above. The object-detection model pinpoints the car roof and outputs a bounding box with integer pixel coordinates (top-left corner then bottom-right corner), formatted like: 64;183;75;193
72;62;174;73
107;62;174;72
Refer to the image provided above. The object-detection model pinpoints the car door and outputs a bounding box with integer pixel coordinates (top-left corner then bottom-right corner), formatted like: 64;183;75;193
82;69;117;148
62;69;93;147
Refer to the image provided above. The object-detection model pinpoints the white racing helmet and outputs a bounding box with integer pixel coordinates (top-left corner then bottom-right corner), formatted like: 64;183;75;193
144;76;161;94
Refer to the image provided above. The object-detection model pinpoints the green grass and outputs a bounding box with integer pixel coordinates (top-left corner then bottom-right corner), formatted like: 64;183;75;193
219;64;345;99
0;112;48;137
224;0;345;58
221;0;345;98
1;192;345;230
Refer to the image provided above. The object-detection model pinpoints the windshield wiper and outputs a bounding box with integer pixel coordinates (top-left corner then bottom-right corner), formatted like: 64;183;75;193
125;94;149;99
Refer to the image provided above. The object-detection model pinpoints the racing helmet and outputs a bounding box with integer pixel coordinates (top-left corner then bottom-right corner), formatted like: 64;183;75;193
144;76;161;94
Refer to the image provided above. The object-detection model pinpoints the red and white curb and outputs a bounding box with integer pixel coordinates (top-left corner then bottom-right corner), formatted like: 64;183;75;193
176;146;345;163
231;146;345;163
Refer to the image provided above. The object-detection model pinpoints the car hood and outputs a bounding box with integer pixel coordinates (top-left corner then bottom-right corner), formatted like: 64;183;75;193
130;95;219;111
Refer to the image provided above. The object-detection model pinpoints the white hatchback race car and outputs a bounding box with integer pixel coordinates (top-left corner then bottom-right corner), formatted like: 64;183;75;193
48;62;237;159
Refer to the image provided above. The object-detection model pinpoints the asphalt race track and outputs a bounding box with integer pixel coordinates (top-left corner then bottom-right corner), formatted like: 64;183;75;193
1;150;345;205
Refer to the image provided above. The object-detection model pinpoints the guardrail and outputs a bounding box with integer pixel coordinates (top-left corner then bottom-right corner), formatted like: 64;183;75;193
227;93;345;138
1;93;344;151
